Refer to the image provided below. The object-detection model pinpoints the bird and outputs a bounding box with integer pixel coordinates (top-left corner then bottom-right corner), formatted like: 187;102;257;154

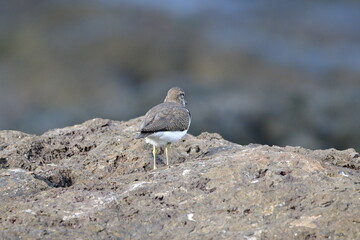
136;87;191;170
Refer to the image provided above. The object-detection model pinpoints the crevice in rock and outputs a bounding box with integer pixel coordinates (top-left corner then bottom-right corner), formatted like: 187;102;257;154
0;158;8;168
256;168;268;178
33;173;56;188
33;170;73;188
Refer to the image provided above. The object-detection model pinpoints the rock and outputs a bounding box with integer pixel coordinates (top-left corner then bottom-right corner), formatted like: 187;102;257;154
0;118;359;239
0;168;49;199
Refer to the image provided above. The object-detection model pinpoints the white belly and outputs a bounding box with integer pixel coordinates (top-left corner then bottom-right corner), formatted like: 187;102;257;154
145;130;188;147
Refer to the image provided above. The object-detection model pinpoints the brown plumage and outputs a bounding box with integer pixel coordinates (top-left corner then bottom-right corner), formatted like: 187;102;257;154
137;87;190;138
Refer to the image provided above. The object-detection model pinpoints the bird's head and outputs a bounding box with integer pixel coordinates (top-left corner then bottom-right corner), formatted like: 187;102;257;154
164;87;187;107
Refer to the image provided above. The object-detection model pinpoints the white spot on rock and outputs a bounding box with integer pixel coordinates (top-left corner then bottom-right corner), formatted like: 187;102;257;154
8;168;27;173
187;213;196;222
45;163;58;167
23;209;36;215
121;182;151;195
338;171;349;177
62;211;85;221
129;182;146;191
182;169;191;176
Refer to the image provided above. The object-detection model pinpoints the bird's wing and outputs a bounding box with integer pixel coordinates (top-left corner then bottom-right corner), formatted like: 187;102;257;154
139;103;190;134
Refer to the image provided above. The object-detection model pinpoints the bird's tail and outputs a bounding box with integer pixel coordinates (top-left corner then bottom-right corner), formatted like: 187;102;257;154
136;132;152;139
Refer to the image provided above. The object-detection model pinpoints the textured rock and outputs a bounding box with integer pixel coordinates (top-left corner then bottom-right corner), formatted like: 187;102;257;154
0;118;359;239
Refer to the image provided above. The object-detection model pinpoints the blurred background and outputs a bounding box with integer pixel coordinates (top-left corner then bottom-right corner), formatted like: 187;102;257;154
1;0;360;151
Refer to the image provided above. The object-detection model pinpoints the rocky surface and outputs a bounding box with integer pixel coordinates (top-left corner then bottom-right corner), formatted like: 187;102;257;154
0;118;359;239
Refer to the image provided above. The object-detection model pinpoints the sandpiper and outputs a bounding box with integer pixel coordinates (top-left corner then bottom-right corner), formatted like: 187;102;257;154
136;87;191;170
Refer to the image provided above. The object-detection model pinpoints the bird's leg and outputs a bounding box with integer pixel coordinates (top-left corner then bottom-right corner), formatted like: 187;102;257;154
153;145;157;170
165;143;170;166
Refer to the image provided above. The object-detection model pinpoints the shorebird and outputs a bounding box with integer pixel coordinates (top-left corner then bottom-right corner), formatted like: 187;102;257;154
136;87;191;170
